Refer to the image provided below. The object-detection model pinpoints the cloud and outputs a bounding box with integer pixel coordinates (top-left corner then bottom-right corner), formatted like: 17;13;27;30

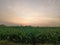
0;0;60;26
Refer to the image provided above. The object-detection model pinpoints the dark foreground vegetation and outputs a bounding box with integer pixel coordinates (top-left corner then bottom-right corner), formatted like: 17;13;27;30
0;25;60;45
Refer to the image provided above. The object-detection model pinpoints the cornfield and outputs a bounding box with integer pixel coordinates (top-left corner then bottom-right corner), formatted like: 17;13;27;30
0;25;60;45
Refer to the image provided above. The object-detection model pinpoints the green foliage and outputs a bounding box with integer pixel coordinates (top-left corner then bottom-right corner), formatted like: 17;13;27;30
0;25;60;44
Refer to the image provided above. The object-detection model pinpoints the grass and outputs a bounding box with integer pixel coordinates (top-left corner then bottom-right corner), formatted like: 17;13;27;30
0;40;60;45
0;40;59;45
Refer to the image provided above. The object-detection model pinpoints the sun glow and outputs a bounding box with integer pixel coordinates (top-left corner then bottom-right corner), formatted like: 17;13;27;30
9;5;40;25
0;0;60;26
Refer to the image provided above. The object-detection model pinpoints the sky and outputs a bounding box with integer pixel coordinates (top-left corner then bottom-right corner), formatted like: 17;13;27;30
0;0;60;26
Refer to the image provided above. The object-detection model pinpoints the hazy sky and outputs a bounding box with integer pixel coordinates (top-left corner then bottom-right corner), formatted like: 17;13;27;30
0;0;60;26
